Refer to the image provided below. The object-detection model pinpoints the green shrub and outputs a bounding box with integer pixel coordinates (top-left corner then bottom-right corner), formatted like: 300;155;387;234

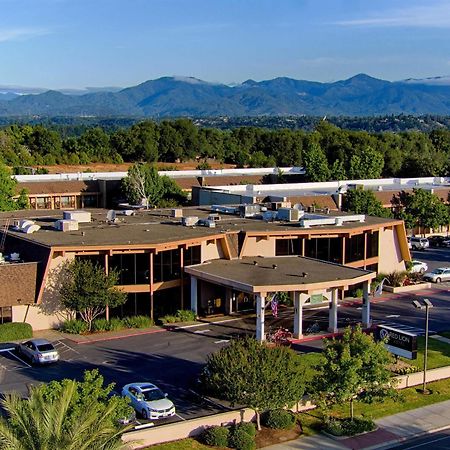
0;322;32;342
176;309;196;322
108;318;125;331
324;417;375;437
201;426;229;447
60;319;87;334
353;288;364;298
385;271;408;287
235;422;256;437
262;409;296;430
122;315;153;329
159;315;178;324
92;318;109;332
393;365;420;375
228;426;256;450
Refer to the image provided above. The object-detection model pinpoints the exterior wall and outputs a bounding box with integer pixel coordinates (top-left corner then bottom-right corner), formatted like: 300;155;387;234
23;252;75;330
240;236;275;257
378;227;406;273
201;240;224;263
0;262;38;307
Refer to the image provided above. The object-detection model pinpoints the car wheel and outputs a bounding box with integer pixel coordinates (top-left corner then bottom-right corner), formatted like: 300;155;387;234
436;277;442;283
141;409;148;420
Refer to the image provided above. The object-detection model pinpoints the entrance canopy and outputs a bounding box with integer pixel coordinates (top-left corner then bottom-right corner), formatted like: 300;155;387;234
184;256;375;295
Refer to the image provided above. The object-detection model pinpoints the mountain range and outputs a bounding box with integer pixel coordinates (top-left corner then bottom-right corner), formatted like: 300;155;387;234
2;74;450;117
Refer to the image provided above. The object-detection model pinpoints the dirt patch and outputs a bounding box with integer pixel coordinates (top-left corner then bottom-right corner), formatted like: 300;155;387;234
40;161;236;174
255;425;302;448
388;359;419;374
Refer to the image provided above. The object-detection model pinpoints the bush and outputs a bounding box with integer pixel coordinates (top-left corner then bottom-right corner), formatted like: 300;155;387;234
159;315;178;324
201;426;229;447
176;309;196;322
262;409;296;430
60;319;87;334
228;426;256;450
0;322;32;342
122;316;153;329
385;271;408;287
108;318;125;331
324;417;375;437
92;318;109;332
393;365;420;375
235;422;256;437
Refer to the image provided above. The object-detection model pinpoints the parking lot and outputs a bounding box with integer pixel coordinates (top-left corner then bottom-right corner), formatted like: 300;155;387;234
1;245;450;427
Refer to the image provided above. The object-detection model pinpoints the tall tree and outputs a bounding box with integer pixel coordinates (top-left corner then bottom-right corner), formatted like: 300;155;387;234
312;325;395;420
60;259;126;331
348;146;384;180
303;142;331;182
200;337;306;430
344;189;392;218
0;164;24;211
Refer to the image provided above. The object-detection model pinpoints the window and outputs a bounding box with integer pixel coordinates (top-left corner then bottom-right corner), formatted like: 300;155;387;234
345;234;365;263
109;253;150;285
82;195;97;207
305;238;342;263
183;246;201;266
154;249;181;282
366;231;379;258
276;239;301;256
0;306;12;323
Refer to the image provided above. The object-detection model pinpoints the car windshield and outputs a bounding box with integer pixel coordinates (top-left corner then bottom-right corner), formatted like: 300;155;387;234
142;388;165;401
37;344;54;352
433;269;445;274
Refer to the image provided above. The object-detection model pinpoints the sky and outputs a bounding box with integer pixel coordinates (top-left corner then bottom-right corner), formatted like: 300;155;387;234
1;0;450;89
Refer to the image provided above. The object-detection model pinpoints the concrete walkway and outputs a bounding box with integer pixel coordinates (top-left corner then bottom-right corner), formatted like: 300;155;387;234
266;399;450;450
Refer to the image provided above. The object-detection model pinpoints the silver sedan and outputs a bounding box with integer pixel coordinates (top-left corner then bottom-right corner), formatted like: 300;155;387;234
423;267;450;283
17;339;59;365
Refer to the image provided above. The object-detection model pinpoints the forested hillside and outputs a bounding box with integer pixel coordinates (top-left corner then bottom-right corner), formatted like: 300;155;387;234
1;119;450;181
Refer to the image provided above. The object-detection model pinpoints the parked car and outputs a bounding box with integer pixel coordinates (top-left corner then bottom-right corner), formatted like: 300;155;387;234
17;339;59;365
409;237;430;250
427;235;450;248
121;382;176;420
409;260;428;274
423;267;450;283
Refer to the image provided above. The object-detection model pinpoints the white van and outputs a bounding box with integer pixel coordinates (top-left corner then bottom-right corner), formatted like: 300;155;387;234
409;237;430;250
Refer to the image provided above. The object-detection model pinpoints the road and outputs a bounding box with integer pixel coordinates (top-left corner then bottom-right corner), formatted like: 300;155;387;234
389;428;450;449
0;247;449;426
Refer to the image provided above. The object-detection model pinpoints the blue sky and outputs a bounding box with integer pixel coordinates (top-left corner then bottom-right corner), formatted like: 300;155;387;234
1;0;450;89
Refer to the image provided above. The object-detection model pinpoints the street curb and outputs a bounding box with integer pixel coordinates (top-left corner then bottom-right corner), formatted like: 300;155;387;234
364;424;450;450
70;327;168;345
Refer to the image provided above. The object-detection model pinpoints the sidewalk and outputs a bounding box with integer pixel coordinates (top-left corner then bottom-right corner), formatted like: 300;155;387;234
266;399;450;450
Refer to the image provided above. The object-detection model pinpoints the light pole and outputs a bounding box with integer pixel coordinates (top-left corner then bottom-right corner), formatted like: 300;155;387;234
412;298;433;394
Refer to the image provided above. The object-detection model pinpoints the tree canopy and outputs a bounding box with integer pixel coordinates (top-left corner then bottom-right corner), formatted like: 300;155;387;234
200;337;306;429
312;325;395;419
0;163;28;211
60;259;126;331
344;189;392;218
0;369;132;450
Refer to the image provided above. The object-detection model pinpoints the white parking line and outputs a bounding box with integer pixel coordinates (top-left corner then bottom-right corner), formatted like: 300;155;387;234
175;414;186;421
0;347;15;353
193;329;211;334
214;339;229;344
7;351;31;368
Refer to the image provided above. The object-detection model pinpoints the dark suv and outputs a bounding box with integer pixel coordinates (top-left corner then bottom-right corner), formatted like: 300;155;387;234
428;235;450;248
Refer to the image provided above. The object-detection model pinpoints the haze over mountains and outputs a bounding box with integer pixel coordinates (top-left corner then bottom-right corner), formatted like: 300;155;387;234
2;74;450;117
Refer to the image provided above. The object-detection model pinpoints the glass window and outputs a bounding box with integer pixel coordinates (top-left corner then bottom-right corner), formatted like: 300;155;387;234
345;234;365;263
183;246;201;266
83;195;97;207
0;306;12;324
366;231;379;258
276;239;301;256
153;249;181;282
305;238;342;263
110;292;151;318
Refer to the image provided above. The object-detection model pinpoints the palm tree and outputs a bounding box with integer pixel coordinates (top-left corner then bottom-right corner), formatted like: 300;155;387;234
0;380;130;450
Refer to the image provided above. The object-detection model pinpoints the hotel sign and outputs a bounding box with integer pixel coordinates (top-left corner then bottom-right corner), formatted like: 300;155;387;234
376;325;417;360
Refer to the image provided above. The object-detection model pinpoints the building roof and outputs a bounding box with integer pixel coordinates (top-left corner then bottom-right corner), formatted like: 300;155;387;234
15;180;99;196
0;262;38;306
185;256;375;294
0;207;402;250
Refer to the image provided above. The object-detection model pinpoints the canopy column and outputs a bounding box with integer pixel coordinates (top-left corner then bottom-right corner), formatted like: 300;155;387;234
362;281;371;328
328;288;338;333
293;292;303;339
256;294;266;342
190;276;198;316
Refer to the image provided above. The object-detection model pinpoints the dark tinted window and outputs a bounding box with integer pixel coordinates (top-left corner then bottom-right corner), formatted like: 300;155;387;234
37;344;54;352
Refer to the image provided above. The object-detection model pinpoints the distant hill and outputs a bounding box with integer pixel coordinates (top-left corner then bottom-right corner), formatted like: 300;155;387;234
3;74;450;117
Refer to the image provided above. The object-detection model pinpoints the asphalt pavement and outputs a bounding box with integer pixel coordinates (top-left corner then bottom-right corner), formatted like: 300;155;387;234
389;429;450;449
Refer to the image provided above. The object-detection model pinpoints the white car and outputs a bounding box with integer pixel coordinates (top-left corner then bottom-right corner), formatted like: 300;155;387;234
17;339;59;365
423;267;450;283
121;382;175;420
409;260;428;274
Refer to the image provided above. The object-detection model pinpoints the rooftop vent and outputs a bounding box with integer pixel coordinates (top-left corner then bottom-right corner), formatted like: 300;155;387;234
55;219;79;232
182;216;199;227
22;223;40;234
63;211;91;223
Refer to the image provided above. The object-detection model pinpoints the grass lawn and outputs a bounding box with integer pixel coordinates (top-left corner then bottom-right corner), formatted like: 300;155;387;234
399;335;450;370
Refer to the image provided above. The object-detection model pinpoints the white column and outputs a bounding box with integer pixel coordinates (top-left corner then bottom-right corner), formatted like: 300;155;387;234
225;288;233;315
328;289;338;333
190;276;198;316
256;294;266;342
362;281;371;328
293;292;303;339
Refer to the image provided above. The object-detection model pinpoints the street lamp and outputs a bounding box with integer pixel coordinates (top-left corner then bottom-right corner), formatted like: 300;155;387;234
412;298;433;394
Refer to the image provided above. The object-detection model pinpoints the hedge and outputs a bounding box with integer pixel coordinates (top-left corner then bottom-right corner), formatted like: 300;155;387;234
0;322;33;342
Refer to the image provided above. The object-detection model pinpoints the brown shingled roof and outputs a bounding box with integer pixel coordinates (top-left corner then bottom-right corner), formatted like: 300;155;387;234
16;180;99;196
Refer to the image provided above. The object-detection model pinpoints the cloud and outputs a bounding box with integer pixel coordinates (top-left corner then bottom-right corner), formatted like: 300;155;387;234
334;2;450;28
0;27;50;43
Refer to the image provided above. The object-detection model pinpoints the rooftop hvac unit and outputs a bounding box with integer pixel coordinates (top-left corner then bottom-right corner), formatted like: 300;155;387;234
239;204;261;218
14;219;34;231
55;219;79;232
63;210;91;223
198;219;216;228
182;216;199;227
22;224;40;234
277;208;300;222
211;205;238;215
207;214;221;222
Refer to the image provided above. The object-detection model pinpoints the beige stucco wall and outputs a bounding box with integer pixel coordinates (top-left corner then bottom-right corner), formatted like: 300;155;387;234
240;236;275;257
18;252;75;330
378;227;406;273
201;240;224;262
